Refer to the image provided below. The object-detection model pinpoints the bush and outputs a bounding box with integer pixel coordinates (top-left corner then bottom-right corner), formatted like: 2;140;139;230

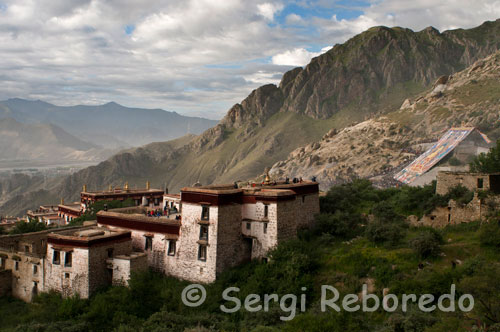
313;211;365;240
365;220;406;246
479;220;500;250
409;231;442;258
470;140;500;173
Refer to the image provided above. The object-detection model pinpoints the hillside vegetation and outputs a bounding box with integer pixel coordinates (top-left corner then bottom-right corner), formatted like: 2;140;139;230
1;180;499;332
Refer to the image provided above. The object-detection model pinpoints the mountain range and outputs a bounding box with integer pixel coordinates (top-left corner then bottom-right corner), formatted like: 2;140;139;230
1;18;500;217
0;99;218;149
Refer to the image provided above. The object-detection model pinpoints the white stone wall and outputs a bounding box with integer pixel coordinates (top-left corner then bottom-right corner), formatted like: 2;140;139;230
111;253;148;286
215;204;251;274
241;202;279;259
4;253;43;302
168;202;219;283
45;240;131;299
45;245;89;298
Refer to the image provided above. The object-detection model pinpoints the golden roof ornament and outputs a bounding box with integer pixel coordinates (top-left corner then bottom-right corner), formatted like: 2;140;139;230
108;185;112;192
146;180;150;190
60;198;64;205
264;167;271;184
83;184;87;192
124;181;129;192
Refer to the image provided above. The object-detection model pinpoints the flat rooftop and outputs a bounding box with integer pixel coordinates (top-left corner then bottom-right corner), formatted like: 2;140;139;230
182;181;318;195
47;226;131;248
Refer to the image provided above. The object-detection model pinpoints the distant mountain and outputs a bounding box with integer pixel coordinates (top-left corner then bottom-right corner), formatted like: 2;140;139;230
2;19;500;216
0;99;218;148
0;118;114;162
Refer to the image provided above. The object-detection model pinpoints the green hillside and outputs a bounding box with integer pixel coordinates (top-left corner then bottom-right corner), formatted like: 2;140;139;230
1;180;499;332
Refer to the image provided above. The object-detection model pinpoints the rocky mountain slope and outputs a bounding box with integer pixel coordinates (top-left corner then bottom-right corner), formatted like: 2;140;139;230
0;99;218;149
0;118;114;163
2;19;500;216
270;51;500;189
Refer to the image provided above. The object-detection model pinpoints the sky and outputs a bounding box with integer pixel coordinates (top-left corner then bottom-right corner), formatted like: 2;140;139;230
0;1;499;120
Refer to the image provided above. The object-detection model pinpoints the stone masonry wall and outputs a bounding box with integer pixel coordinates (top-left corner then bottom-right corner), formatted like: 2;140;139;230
88;240;132;296
168;202;218;283
216;204;250;274
436;172;490;196
111;253;148;286
0;269;12;297
241;202;278;259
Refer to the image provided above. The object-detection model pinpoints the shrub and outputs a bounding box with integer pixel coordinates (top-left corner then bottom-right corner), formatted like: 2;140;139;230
409;231;442;258
365;220;406;246
313;211;365;240
479;220;500;250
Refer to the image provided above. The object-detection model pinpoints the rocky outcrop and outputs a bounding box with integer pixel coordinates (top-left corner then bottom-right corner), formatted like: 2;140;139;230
270;51;500;189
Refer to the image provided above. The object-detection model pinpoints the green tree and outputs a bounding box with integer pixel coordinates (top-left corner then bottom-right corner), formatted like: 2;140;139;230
470;140;500;173
9;218;47;234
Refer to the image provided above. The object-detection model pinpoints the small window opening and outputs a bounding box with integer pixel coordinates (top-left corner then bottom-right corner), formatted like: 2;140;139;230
145;236;153;250
199;225;209;241
201;206;210;220
53;250;60;265
477;178;484;189
198;245;207;261
263;222;268;234
64;252;72;267
168;240;176;256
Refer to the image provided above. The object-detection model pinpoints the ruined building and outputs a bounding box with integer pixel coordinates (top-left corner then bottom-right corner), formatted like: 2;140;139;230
0;181;319;301
410;171;500;228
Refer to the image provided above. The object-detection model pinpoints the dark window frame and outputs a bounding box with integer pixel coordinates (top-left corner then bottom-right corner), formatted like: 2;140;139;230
64;252;72;267
53;250;60;265
198;245;207;261
478;178;484;189
201;205;210;220
145;236;153;251
167;240;176;256
199;225;209;241
263;222;268;234
264;204;269;218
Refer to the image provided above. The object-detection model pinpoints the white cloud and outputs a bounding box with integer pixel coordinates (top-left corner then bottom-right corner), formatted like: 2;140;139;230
272;46;332;66
0;0;499;119
257;2;284;21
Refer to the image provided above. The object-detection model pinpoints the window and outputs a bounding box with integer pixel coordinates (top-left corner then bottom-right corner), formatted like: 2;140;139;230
198;245;207;261
168;240;176;256
246;222;251;230
199;225;209;240
107;248;114;258
64;273;70;279
201;205;209;220
14;261;19;271
145;236;153;250
33;265;38;275
24;245;30;253
302;195;306;203
0;258;5;269
263;222;268;234
478;178;484;189
53;250;60;265
264;204;269;218
64;252;72;267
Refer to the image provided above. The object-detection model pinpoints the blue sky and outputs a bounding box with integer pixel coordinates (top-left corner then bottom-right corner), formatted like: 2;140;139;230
0;0;499;119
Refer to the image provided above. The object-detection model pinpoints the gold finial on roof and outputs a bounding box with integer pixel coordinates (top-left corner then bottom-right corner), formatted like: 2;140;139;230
108;185;112;192
60;198;64;205
83;184;87;192
146;180;150;190
124;181;129;191
264;167;271;184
